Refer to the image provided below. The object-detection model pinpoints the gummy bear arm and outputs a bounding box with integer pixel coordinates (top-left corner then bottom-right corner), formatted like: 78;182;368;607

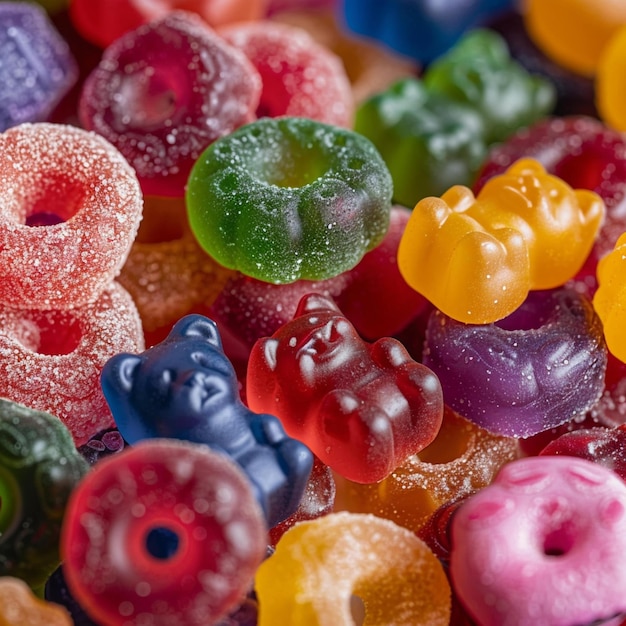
370;336;413;368
248;412;290;446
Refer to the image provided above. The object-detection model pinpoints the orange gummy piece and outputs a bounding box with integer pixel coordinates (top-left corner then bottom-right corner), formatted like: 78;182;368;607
524;0;626;77
333;408;520;533
255;512;450;626
397;158;604;324
0;578;71;626
594;232;626;364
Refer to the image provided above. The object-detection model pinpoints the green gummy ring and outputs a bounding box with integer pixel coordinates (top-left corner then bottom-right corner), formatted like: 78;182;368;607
185;116;393;284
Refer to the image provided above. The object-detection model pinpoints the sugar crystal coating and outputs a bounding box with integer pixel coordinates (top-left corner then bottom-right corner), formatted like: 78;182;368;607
255;511;451;626
0;282;144;446
79;10;262;197
0;123;143;310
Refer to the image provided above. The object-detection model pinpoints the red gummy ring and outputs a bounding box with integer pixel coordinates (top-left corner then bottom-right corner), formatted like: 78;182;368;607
0;123;142;309
61;439;267;626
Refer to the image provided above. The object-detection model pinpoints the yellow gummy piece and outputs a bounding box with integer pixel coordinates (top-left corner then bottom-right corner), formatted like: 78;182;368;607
597;24;626;132
255;512;450;626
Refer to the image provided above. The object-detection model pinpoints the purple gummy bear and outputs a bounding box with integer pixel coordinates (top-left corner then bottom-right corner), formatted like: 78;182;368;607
101;314;314;528
0;3;77;130
423;288;607;438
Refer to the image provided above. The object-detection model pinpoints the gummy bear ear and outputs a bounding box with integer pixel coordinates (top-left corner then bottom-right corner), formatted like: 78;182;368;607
295;293;340;317
170;315;222;348
101;353;142;394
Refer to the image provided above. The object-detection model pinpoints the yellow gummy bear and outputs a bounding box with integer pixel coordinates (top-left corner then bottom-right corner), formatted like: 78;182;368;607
594;232;626;364
397;158;604;324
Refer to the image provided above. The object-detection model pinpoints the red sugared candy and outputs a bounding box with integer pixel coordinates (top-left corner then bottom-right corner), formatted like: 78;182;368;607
0;282;144;446
61;439;267;626
220;20;354;127
246;293;444;484
79;11;262;197
69;0;267;49
0;123;142;309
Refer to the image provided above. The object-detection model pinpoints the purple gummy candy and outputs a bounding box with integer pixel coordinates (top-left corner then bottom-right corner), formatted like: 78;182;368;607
423;288;607;438
0;3;77;130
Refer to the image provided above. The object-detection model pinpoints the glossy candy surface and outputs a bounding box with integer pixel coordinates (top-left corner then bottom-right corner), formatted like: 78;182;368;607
398;158;605;324
451;456;626;625
61;439;267;626
0;282;144;446
246;293;444;483
0;123;142;309
0;399;89;591
597;23;626;132
79;11;261;197
424;288;607;437
220;20;354;127
255;512;451;626
423;29;556;144
0;3;77;131
476;115;626;288
101;314;313;527
186;116;392;283
355;78;487;208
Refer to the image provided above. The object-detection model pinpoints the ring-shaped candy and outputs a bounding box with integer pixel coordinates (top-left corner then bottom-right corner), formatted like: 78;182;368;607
186;116;392;284
451;456;626;625
61;439;267;626
0;123;142;309
423;287;607;437
255;511;451;626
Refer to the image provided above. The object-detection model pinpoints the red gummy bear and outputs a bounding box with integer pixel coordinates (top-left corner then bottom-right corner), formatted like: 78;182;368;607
246;293;444;484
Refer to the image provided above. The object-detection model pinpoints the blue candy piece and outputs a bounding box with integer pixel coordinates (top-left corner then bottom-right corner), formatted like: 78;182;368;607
0;3;77;130
339;0;517;63
101;314;314;529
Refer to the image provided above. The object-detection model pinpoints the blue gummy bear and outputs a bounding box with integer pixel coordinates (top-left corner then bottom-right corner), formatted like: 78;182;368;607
101;314;314;529
0;3;77;130
338;0;517;63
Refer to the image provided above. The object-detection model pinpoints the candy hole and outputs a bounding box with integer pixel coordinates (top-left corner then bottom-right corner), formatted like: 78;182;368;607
22;173;87;226
14;312;82;356
542;522;575;557
145;526;180;560
350;594;365;626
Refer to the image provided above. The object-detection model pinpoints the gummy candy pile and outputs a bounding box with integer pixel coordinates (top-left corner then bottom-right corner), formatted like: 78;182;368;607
4;0;626;624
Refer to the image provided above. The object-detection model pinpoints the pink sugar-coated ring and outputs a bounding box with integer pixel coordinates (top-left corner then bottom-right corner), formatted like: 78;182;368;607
219;20;354;127
0;123;143;310
0;281;144;446
450;456;626;626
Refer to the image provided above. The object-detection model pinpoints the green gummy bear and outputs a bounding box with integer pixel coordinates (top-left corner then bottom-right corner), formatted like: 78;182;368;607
355;78;488;208
423;29;556;145
186;116;393;284
0;399;89;591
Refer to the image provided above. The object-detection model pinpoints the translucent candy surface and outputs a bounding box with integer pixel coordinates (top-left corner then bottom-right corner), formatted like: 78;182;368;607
61;440;267;626
0;3;77;130
220;20;354;127
424;288;608;437
0;123;142;309
186;116;392;283
256;512;451;626
79;11;262;197
0;399;89;590
0;282;144;446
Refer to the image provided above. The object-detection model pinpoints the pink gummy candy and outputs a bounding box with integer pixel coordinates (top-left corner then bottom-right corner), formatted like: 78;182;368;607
220;20;354;127
450;456;626;626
